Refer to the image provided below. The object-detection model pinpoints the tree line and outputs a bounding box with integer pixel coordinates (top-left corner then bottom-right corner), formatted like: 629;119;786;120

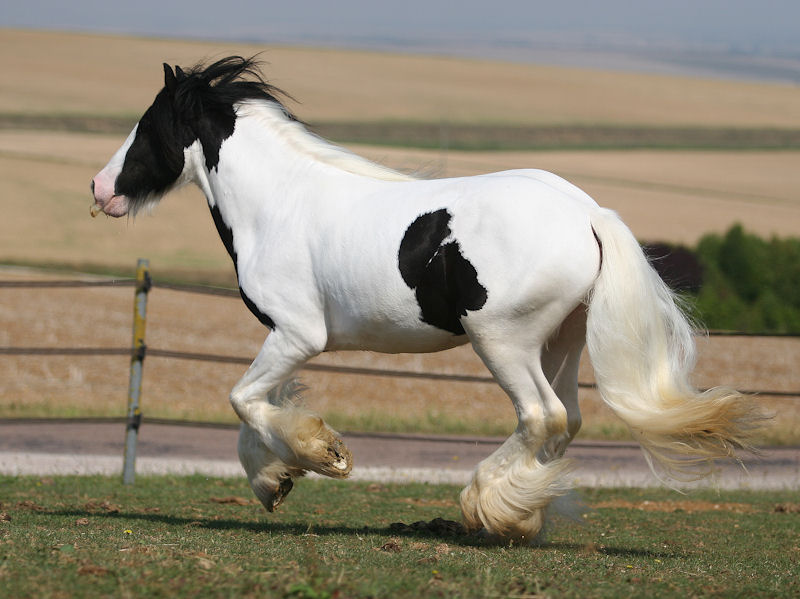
644;224;800;334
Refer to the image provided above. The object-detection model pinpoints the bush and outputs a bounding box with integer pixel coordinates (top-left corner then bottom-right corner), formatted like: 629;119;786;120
645;225;800;334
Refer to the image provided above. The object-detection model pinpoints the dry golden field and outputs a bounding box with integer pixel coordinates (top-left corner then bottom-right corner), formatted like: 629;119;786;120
1;28;799;276
2;130;799;278
0;29;798;441
4;29;800;127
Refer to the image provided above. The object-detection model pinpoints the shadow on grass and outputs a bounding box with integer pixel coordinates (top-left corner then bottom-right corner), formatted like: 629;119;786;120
544;541;675;559
46;507;482;543
42;508;673;556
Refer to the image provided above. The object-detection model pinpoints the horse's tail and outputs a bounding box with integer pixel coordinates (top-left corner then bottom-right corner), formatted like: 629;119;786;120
585;208;766;482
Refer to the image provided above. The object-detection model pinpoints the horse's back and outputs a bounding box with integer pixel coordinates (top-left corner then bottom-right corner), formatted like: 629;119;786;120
441;170;601;317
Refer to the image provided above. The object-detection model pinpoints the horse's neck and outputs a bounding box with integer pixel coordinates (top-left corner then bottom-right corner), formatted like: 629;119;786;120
193;106;351;263
196;101;410;229
218;101;412;188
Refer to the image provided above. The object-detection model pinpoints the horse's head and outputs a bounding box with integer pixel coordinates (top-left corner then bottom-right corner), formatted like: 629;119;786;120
90;56;288;218
90;64;200;217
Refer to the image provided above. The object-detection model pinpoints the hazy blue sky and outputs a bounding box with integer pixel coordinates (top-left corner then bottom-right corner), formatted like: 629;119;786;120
5;1;800;82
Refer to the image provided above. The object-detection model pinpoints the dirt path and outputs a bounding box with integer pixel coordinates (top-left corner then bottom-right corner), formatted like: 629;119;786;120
1;420;797;490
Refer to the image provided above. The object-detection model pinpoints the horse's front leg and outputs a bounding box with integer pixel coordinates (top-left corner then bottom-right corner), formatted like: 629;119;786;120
230;329;353;511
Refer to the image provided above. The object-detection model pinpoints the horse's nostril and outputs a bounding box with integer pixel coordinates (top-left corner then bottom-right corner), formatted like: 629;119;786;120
90;179;95;194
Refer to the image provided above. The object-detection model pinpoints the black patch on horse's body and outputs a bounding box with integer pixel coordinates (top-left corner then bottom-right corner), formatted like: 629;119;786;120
208;201;276;331
209;203;236;261
398;209;488;335
195;104;236;172
239;289;277;330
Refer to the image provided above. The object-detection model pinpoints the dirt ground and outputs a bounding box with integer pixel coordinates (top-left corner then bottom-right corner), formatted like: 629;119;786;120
1;267;797;444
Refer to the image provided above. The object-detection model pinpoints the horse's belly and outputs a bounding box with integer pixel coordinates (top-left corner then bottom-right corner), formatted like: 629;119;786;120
325;314;469;354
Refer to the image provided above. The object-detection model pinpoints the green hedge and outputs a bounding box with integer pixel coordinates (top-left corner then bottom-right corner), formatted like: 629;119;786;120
645;225;800;334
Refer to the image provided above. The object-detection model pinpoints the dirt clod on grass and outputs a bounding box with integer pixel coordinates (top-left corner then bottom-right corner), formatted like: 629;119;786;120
389;517;467;537
378;540;402;552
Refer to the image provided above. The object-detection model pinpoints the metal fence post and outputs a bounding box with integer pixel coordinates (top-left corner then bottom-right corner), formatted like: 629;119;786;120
122;259;151;485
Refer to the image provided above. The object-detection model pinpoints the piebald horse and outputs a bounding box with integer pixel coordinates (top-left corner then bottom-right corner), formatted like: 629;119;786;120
91;57;763;541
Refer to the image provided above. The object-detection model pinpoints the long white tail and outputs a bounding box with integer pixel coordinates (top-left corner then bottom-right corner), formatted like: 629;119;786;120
586;208;766;481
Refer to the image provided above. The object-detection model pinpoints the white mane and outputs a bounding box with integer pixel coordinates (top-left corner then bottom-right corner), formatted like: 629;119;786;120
236;100;416;183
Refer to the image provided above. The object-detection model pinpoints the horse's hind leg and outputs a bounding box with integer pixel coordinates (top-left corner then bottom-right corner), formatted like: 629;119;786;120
459;301;583;542
539;305;587;461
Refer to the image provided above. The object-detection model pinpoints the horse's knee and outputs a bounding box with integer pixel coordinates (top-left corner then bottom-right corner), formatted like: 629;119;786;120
546;403;569;438
228;386;264;424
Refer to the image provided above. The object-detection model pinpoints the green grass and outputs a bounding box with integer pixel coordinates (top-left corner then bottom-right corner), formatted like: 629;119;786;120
1;475;798;598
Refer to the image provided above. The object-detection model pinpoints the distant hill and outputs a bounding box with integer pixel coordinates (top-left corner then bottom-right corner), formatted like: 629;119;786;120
2;29;800;132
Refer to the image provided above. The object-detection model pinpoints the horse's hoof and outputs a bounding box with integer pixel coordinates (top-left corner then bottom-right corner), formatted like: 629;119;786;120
267;475;294;512
281;411;354;477
251;473;295;513
318;436;353;478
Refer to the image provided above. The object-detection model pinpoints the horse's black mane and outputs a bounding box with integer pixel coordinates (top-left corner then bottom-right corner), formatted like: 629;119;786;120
172;55;297;121
118;56;298;211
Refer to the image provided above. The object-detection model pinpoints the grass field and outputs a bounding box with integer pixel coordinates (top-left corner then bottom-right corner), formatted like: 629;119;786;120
1;475;798;598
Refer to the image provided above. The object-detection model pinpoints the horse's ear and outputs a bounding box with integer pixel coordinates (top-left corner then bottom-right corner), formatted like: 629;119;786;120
175;65;186;81
163;63;177;93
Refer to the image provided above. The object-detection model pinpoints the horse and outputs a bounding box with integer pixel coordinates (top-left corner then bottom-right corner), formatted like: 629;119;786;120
90;56;765;542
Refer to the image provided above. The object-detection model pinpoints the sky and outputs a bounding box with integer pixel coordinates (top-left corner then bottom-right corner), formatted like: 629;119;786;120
4;0;800;83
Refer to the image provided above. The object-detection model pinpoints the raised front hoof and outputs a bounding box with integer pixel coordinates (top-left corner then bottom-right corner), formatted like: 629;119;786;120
251;474;295;513
285;413;354;478
309;434;353;478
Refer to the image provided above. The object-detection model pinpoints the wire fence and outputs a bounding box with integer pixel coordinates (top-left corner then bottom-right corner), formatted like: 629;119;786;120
2;274;799;400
